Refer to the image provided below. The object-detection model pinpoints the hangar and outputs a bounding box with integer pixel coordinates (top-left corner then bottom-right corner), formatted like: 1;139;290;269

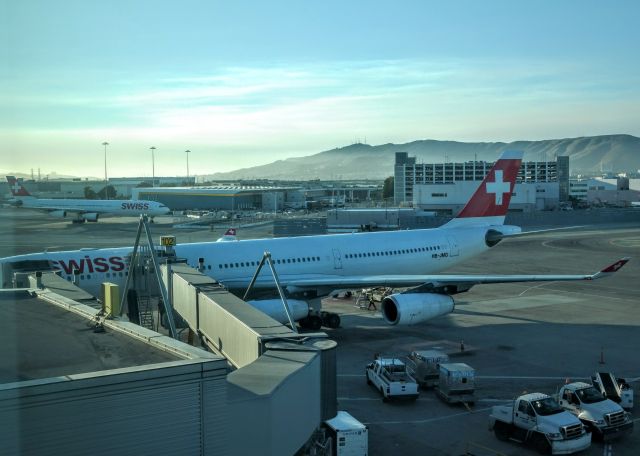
131;185;296;211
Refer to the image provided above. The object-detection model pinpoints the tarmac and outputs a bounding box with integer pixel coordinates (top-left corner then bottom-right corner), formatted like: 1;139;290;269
1;208;639;455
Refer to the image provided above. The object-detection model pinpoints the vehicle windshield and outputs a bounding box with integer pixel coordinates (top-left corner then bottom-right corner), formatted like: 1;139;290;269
575;387;606;404
531;397;564;416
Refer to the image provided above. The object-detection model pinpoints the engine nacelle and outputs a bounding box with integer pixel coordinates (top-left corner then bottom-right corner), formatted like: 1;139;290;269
50;210;67;218
83;213;99;222
485;225;522;247
246;299;309;324
382;293;454;325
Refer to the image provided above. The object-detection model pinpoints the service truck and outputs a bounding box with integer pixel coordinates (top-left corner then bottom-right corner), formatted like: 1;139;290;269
406;349;450;388
435;362;475;405
365;357;419;402
323;411;368;456
489;392;591;454
558;382;633;440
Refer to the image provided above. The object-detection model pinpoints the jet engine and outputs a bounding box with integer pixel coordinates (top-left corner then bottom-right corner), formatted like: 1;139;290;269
83;213;99;222
485;225;522;247
381;293;454;325
49;210;67;218
246;299;309;324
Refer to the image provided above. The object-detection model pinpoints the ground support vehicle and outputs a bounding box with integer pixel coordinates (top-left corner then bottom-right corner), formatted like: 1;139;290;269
434;362;475;405
592;371;634;409
489;393;592;455
365;357;419;402
323;411;368;456
558;382;633;441
406;349;449;389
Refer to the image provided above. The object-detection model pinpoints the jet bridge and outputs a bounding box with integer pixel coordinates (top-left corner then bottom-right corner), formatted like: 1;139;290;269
162;263;339;455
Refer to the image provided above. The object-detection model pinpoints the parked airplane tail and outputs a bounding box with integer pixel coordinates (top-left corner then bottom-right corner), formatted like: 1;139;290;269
216;227;238;242
444;150;523;228
6;176;33;198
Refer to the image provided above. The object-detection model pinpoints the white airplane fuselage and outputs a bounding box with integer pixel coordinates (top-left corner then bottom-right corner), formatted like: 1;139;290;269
0;225;491;297
14;197;169;217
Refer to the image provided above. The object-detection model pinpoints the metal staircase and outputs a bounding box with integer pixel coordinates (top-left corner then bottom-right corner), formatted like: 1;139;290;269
137;294;155;330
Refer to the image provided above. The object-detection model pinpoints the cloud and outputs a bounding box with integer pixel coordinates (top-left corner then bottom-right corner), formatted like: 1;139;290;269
1;58;639;176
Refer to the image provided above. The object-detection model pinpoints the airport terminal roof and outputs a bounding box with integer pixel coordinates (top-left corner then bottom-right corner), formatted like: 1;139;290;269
135;185;299;196
0;290;180;384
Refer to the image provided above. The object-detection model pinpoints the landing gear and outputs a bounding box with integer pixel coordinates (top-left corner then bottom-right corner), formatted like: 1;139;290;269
299;315;323;330
299;312;340;330
321;311;341;329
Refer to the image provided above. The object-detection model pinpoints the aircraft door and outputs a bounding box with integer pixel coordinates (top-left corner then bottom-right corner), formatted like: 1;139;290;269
332;249;343;269
446;236;460;257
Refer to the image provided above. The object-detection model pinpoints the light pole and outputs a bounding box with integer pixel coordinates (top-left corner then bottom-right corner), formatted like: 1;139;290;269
150;146;156;186
102;141;109;199
185;150;191;181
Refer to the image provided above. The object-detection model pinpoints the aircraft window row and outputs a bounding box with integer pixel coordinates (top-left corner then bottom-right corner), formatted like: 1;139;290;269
65;271;128;281
345;245;442;259
218;256;321;269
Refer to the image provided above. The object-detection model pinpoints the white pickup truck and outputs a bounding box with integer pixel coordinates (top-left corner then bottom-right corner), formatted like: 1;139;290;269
489;393;591;454
365;357;419;402
558;382;633;441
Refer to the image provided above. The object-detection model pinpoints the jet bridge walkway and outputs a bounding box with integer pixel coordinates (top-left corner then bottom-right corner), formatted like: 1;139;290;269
162;263;339;455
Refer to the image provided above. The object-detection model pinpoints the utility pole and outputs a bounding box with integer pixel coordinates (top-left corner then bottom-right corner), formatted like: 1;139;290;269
185;150;191;181
102;141;109;199
150;146;156;186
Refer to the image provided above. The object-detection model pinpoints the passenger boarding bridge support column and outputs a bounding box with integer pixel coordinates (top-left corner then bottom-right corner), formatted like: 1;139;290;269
118;215;178;338
243;251;298;334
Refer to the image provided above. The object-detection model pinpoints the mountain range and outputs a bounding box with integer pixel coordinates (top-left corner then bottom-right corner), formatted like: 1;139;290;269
207;134;640;181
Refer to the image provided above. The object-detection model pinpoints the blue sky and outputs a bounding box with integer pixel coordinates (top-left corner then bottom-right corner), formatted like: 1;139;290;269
1;1;639;177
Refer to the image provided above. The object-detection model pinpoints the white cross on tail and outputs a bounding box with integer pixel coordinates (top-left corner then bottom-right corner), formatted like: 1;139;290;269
485;170;511;205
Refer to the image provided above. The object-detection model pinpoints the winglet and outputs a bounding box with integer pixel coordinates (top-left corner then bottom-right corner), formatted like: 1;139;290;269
591;257;630;279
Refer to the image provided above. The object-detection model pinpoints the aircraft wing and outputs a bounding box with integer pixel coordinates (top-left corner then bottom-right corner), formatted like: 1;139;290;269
286;258;630;295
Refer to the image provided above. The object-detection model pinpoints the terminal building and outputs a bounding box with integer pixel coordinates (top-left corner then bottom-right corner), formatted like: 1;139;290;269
394;152;570;214
570;176;640;207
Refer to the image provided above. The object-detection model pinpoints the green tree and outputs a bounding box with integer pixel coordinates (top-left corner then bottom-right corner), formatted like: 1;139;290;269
97;185;117;199
84;186;97;199
382;176;394;199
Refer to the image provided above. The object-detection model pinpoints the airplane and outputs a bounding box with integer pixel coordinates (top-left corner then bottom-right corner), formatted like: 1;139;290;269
0;151;630;329
5;176;171;223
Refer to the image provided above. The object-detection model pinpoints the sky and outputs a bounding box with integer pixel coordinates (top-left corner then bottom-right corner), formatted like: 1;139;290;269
1;0;639;178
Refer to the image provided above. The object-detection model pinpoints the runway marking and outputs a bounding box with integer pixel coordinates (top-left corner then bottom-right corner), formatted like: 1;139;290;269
518;282;555;296
363;407;492;425
610;238;640;249
528;286;634;302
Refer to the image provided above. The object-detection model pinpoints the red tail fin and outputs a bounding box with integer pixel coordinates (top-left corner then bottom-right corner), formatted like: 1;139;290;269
445;151;522;227
6;176;32;197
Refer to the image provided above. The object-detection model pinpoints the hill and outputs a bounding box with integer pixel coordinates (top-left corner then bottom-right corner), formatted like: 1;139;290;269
207;134;640;180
